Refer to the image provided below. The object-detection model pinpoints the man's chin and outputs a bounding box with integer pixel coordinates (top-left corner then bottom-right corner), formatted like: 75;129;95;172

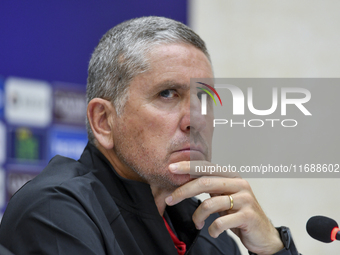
168;173;192;187
147;173;194;192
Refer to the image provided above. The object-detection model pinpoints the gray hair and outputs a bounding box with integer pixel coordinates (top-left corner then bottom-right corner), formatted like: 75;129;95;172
86;16;211;144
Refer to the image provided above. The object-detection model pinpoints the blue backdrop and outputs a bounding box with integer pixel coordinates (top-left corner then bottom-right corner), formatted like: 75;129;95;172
0;1;187;84
0;0;188;214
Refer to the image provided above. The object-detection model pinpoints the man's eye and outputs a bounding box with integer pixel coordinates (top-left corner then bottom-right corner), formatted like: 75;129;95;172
159;89;178;98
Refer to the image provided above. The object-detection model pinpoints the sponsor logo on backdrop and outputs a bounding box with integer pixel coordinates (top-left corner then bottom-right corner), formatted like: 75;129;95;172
7;170;38;200
49;127;88;160
53;88;86;125
5;77;52;127
8;127;46;162
0;122;5;164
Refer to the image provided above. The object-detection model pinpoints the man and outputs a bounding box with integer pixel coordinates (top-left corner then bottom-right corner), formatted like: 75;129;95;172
0;17;299;254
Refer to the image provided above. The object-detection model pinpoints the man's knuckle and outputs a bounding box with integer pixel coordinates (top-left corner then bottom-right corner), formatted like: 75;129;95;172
240;209;253;222
174;187;184;198
242;192;253;204
201;199;213;211
238;211;247;222
239;179;251;190
213;218;224;231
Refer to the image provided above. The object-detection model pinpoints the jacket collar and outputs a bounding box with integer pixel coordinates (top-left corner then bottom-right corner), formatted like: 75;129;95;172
79;143;200;252
79;142;160;217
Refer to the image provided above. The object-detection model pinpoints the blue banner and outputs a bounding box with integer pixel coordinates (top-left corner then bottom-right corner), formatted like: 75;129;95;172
49;127;88;161
0;77;4;120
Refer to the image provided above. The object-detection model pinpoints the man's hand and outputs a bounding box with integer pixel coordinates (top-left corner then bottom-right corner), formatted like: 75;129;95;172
165;161;284;255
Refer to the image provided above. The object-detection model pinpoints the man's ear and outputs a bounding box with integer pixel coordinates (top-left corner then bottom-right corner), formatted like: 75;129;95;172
87;98;116;150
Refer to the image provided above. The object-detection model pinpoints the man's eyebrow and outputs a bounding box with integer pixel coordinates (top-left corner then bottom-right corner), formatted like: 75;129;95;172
155;81;190;91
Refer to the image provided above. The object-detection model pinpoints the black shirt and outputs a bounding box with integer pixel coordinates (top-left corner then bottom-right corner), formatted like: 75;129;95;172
0;143;240;255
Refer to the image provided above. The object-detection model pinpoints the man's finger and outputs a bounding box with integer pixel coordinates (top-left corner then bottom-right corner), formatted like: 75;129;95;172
192;195;238;229
208;213;245;238
165;177;247;206
169;161;190;174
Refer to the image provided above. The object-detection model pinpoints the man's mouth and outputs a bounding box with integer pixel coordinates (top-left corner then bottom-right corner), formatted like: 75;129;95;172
172;144;206;160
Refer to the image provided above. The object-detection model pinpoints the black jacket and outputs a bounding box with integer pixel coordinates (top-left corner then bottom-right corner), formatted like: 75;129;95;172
0;143;240;254
0;143;296;254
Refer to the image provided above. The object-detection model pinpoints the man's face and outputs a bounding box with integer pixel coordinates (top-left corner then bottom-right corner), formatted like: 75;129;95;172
112;43;214;191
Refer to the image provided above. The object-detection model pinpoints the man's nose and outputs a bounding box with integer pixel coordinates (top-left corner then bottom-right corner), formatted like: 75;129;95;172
180;93;207;134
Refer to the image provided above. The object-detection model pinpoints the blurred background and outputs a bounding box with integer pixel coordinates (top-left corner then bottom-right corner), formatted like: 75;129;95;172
1;1;340;254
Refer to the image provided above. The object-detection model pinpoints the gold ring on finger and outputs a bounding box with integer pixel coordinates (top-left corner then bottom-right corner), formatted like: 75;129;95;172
228;195;234;210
